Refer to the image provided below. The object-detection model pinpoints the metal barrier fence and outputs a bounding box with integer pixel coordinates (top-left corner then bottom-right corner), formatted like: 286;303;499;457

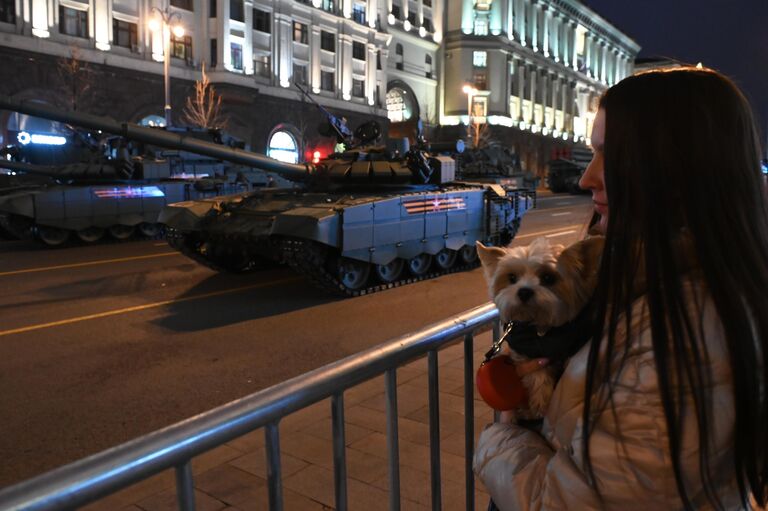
0;302;500;511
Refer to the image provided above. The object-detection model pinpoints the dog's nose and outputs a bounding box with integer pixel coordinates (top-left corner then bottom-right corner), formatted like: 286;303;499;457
517;287;534;302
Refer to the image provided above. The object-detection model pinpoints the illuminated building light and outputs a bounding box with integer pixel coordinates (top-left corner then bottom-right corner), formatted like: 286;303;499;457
313;150;322;164
562;133;569;140
388;13;395;24
280;79;290;88
432;32;442;43
419;26;426;38
531;125;540;134
585;137;591;146
17;131;66;146
368;98;375;106
95;41;111;51
343;92;352;100
31;28;50;38
541;127;549;136
518;121;526;130
94;186;165;198
313;0;322;6
440;115;462;126
369;19;376;28
553;129;560;137
312;87;321;94
487;116;514;127
403;20;411;31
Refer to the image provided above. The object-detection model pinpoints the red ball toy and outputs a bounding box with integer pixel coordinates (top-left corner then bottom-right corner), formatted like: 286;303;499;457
476;355;528;411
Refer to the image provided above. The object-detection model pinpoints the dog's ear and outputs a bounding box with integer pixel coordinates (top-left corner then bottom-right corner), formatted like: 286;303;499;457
476;241;507;283
557;235;605;285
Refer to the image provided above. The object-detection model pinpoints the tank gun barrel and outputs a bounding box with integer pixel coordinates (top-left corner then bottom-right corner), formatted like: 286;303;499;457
0;95;311;182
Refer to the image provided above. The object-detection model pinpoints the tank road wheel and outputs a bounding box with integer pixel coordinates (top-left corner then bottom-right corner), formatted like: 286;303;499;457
337;257;371;291
459;245;479;264
434;249;458;270
37;226;71;247
407;253;433;276
76;227;105;243
375;258;404;284
138;222;163;238
108;224;135;240
207;242;253;273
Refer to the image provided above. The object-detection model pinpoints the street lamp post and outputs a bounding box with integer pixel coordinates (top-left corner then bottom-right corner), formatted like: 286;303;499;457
149;7;184;127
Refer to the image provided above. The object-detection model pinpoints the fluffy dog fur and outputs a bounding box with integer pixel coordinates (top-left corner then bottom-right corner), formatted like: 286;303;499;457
476;235;604;417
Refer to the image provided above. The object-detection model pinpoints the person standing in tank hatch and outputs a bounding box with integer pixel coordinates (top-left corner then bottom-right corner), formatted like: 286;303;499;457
473;67;768;510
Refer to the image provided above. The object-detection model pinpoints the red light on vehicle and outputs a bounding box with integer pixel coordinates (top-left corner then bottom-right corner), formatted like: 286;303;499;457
312;150;322;164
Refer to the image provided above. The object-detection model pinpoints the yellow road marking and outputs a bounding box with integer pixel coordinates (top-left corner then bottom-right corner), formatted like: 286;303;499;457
515;224;584;240
0;252;182;277
0;277;301;338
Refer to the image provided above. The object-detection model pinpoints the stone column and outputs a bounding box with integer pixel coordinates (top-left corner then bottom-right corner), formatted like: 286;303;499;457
30;0;49;37
584;32;592;78
243;0;254;75
343;0;352;18
94;0;111;50
600;40;607;83
275;13;292;87
490;0;502;35
310;25;322;92
551;11;560;62
340;34;353;99
366;43;377;104
530;0;538;51
218;0;230;69
516;0;525;46
542;5;551;57
366;0;377;28
570;21;577;69
560;18;569;67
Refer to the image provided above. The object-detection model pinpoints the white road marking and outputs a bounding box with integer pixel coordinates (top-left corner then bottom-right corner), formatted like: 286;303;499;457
515;225;583;240
551;212;572;217
545;230;577;238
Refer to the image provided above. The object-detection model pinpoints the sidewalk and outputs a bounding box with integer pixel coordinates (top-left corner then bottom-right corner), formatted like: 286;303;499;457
81;331;498;511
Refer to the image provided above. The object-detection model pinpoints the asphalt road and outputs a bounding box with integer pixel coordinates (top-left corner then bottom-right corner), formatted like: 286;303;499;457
0;192;593;487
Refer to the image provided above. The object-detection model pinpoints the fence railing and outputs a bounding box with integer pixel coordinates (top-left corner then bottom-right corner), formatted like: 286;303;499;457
0;302;500;511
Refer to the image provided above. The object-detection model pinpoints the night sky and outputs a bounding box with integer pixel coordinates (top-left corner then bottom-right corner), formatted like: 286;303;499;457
583;0;768;156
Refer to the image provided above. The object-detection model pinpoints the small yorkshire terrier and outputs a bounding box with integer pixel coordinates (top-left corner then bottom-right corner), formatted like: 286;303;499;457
476;235;604;417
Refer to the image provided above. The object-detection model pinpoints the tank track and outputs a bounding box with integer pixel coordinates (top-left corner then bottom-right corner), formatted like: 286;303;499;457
278;238;480;298
165;229;268;273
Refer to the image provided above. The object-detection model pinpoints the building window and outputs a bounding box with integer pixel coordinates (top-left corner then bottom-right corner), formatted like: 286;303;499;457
230;42;243;70
423;0;431;6
352;79;364;98
254;53;270;77
253;8;270;32
352;41;365;61
474;70;487;90
210;38;217;67
1;0;16;24
473;50;487;67
407;11;416;26
320;30;335;52
425;54;432;79
352;3;365;24
322;0;335;14
230;0;244;21
268;130;299;163
170;0;193;10
423;17;432;32
376;51;381;70
209;0;217;17
391;3;400;19
320;70;335;92
293;63;307;85
171;33;193;62
293;21;308;44
59;6;88;38
395;43;403;71
473;17;488;35
113;18;138;49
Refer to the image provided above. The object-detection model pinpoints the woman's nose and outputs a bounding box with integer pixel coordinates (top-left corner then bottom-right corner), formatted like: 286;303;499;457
579;156;603;191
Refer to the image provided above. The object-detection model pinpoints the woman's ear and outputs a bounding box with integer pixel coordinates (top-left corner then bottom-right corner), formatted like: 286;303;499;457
476;241;507;284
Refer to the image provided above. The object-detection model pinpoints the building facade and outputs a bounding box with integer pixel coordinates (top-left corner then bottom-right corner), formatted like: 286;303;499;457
0;0;638;173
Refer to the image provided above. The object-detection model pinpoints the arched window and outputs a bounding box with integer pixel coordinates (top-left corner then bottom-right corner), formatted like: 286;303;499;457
395;43;403;55
267;130;299;163
425;54;432;65
386;87;416;123
139;115;166;127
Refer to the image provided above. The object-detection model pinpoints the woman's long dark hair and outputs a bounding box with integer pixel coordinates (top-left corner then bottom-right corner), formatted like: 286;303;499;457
582;68;768;508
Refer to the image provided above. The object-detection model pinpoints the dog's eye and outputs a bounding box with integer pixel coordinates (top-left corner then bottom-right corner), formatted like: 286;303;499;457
540;273;557;286
508;274;517;284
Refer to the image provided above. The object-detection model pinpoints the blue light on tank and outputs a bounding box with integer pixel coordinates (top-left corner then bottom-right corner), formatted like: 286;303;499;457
93;186;166;199
17;131;67;146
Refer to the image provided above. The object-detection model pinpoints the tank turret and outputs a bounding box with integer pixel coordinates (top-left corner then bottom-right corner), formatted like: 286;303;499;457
0;94;535;295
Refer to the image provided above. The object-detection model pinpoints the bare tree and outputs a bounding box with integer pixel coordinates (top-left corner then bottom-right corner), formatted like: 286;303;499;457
182;62;228;128
57;46;93;112
471;122;493;149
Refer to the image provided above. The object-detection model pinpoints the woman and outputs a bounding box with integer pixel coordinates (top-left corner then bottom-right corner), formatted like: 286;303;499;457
473;68;768;510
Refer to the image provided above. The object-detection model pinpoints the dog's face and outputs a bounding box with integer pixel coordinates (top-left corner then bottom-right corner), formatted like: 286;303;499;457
476;236;604;331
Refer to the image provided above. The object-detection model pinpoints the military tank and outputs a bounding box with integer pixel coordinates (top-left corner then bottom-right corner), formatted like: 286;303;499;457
0;115;292;246
459;143;540;190
547;145;593;193
0;94;535;296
